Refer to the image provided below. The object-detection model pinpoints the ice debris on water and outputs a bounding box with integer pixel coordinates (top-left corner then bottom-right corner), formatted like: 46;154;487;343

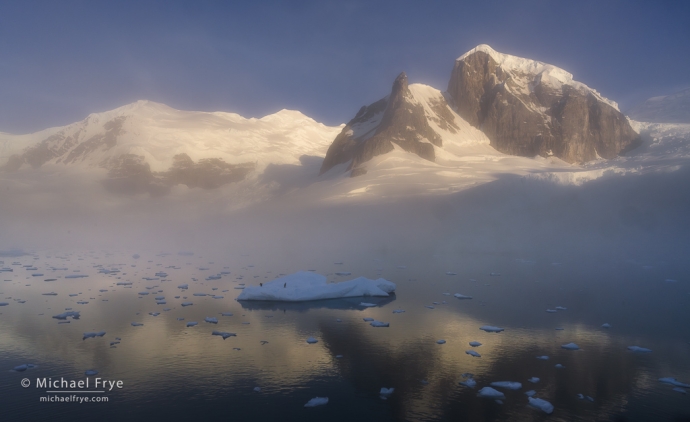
628;346;652;353
306;337;318;344
392;309;405;313
186;322;198;327
555;364;565;369
360;302;376;307
83;331;106;340
480;325;504;333
469;341;482;347
131;322;143;327
370;321;389;327
659;377;690;388
181;302;193;307
528;397;554;414
220;312;233;317
459;378;477;388
204;317;218;324
363;318;374;322
380;388;394;398
466;350;481;357
536;356;549;360
436;339;446;344
52;311;80;320
85;370;98;376
212;331;236;339
561;343;580;350
253;387;261;392
490;381;522;390
477;387;505;399
528;377;540;383
454;293;472;299
601;323;611;328
525;390;536;397
12;364;38;372
304;397;328;407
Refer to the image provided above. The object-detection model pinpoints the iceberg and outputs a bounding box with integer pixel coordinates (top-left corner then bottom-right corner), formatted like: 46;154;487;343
528;397;554;414
477;387;505;399
236;271;395;302
304;397;328;407
490;381;522;390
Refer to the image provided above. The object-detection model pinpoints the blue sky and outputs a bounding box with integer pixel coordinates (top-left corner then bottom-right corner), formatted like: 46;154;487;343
1;0;688;133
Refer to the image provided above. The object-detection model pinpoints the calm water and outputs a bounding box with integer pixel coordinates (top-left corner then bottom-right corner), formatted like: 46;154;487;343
1;250;689;421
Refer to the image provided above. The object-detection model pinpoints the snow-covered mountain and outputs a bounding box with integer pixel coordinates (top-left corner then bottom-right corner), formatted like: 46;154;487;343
0;100;342;194
627;88;690;123
322;45;640;177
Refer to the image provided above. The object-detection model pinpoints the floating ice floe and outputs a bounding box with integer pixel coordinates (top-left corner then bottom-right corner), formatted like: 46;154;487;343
42;292;57;296
469;341;482;347
425;305;435;309
528;377;540;383
392;309;405;313
546;309;557;313
306;337;318;344
525;390;536;397
555;364;565;369
186;322;198;327
459;378;477;388
659;377;690;388
83;331;106;340
148;312;160;316
131;322;143;327
360;302;377;307
335;354;343;359
220;312;233;317
178;284;188;289
181;302;193;307
0;303;8;306
204;317;218;324
335;272;351;276
480;326;504;333
466;350;481;358
363;317;374;322
477;387;505;399
237;271;395;302
491;381;522;390
212;331;236;339
454;293;472;299
155;296;164;300
193;293;207;297
437;340;446;344
536;356;549;360
85;370;98;376
446;272;457;276
528;397;554;414
601;323;611;328
253;387;261;392
304;397;328;407
627;346;652;353
561;343;580;350
138;292;149;296
12;364;37;372
555;306;567;310
370;321;389;327
52;311;80;320
673;388;687;394
65;275;88;279
380;387;394;397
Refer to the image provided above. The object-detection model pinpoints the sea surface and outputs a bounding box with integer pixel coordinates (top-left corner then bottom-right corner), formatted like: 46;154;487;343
1;250;689;421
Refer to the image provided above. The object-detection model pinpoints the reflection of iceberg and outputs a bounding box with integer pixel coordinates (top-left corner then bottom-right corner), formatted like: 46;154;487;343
239;294;396;312
237;271;395;302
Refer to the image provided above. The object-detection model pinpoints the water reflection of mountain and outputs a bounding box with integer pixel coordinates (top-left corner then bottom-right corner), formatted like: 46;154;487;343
238;294;396;312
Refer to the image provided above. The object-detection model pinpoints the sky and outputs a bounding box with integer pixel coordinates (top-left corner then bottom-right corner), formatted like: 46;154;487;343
0;0;689;134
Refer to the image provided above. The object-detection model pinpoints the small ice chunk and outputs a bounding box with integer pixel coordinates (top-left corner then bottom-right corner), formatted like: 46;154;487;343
454;293;472;299
480;325;504;333
363;317;374;322
304;397;328;407
13;364;37;372
536;355;549;360
561;343;580;350
181;302;193;307
204;317;218;324
370;321;389;327
360;302;376;307
546;309;557;313
186;322;198;327
673;387;687;394
212;331;236;339
555;306;567;310
459;378;477;388
220;312;233;316
490;381;522;390
131;322;143;326
466;350;481;357
627;346;652;353
659;377;690;388
193;293;207;296
178;284;188;289
528;397;554;414
477;387;505;399
138;292;149;295
469;341;482;347
446;272;457;275
392;309;405;313
0;303;8;306
528;377;540;383
85;370;98;376
148;312;160;316
379;387;394;396
601;323;611;328
436;339;446;344
577;393;584;399
306;337;318;344
525;390;536;397
335;354;343;359
425;305;435;309
335;272;351;276
253;387;261;392
555;364;565;368
83;331;106;340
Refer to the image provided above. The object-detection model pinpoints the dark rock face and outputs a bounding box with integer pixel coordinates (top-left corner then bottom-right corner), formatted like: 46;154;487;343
320;72;443;176
447;51;640;163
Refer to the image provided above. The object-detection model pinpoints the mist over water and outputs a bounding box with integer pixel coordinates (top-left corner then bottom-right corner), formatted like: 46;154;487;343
1;163;689;421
